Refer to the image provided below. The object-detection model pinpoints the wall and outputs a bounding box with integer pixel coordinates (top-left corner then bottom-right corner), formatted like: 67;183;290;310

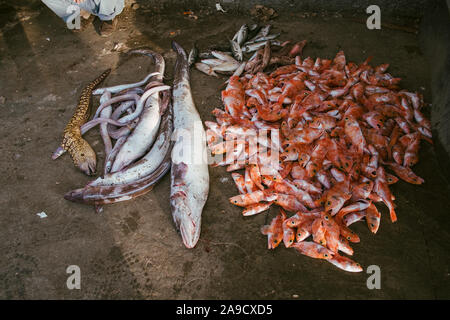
419;0;450;181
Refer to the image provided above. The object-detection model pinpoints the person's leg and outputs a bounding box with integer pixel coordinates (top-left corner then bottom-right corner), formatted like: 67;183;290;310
97;0;124;37
97;0;125;21
41;0;98;22
41;0;75;22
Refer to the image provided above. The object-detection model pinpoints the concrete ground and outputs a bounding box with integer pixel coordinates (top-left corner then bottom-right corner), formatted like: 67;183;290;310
1;2;449;299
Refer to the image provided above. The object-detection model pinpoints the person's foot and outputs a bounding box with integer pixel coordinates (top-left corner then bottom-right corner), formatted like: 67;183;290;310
100;18;118;37
80;9;91;20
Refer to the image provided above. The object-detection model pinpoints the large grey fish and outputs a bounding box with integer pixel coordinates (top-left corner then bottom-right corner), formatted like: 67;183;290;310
171;41;210;249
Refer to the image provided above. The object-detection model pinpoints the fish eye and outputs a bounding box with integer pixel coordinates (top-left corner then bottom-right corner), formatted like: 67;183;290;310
234;200;237;203
273;239;277;243
324;254;328;257
327;201;331;205
290;240;293;243
291;221;295;225
324;216;329;220
347;236;351;240
371;223;374;227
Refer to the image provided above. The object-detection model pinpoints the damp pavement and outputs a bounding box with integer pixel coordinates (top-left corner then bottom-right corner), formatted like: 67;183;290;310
0;2;449;299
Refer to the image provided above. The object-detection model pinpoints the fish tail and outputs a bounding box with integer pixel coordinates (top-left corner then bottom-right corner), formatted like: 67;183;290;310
390;208;397;223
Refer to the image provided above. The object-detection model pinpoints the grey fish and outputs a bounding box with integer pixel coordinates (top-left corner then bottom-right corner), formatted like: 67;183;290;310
171;41;210;249
232;24;248;46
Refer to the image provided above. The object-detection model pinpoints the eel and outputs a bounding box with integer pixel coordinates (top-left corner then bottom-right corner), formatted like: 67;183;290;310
56;68;111;175
89;100;173;186
111;49;167;172
170;41;210;249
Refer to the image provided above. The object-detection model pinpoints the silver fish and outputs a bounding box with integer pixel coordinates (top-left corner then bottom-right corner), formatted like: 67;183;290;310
171;41;210;249
232;24;248;46
242;40;281;53
244;32;280;45
201;58;225;66
199;50;232;59
212;60;240;73
188;43;198;67
248;24;271;42
211;50;237;62
195;62;219;77
229;39;243;61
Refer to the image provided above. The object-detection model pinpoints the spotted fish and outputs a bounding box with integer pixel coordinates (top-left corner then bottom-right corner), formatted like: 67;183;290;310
56;68;111;175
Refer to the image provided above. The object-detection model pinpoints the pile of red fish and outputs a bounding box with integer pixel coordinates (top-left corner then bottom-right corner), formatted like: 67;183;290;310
205;48;431;272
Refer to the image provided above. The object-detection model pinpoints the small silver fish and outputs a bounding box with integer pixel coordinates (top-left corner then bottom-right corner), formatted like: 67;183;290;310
211;50;237;62
248;23;259;31
199;50;232;59
212;60;240;73
195;62;219;77
242;41;267;53
201;58;225;66
248;24;271;42
245;33;280;45
230;39;243;61
188;43;198;67
232;24;248;46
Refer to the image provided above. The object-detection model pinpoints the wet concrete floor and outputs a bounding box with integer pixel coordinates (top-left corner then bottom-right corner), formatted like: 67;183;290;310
0;2;449;299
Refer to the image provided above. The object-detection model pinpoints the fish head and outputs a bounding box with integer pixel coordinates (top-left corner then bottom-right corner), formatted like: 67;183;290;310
324;194;344;214
316;245;334;259
285;215;301;228
73;140;97;176
171;193;201;249
268;232;283;249
295;226;309;242
282;223;295;248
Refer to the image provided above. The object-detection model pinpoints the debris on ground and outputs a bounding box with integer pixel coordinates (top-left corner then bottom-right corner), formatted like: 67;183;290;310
36;212;47;219
250;5;278;22
216;3;227;13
